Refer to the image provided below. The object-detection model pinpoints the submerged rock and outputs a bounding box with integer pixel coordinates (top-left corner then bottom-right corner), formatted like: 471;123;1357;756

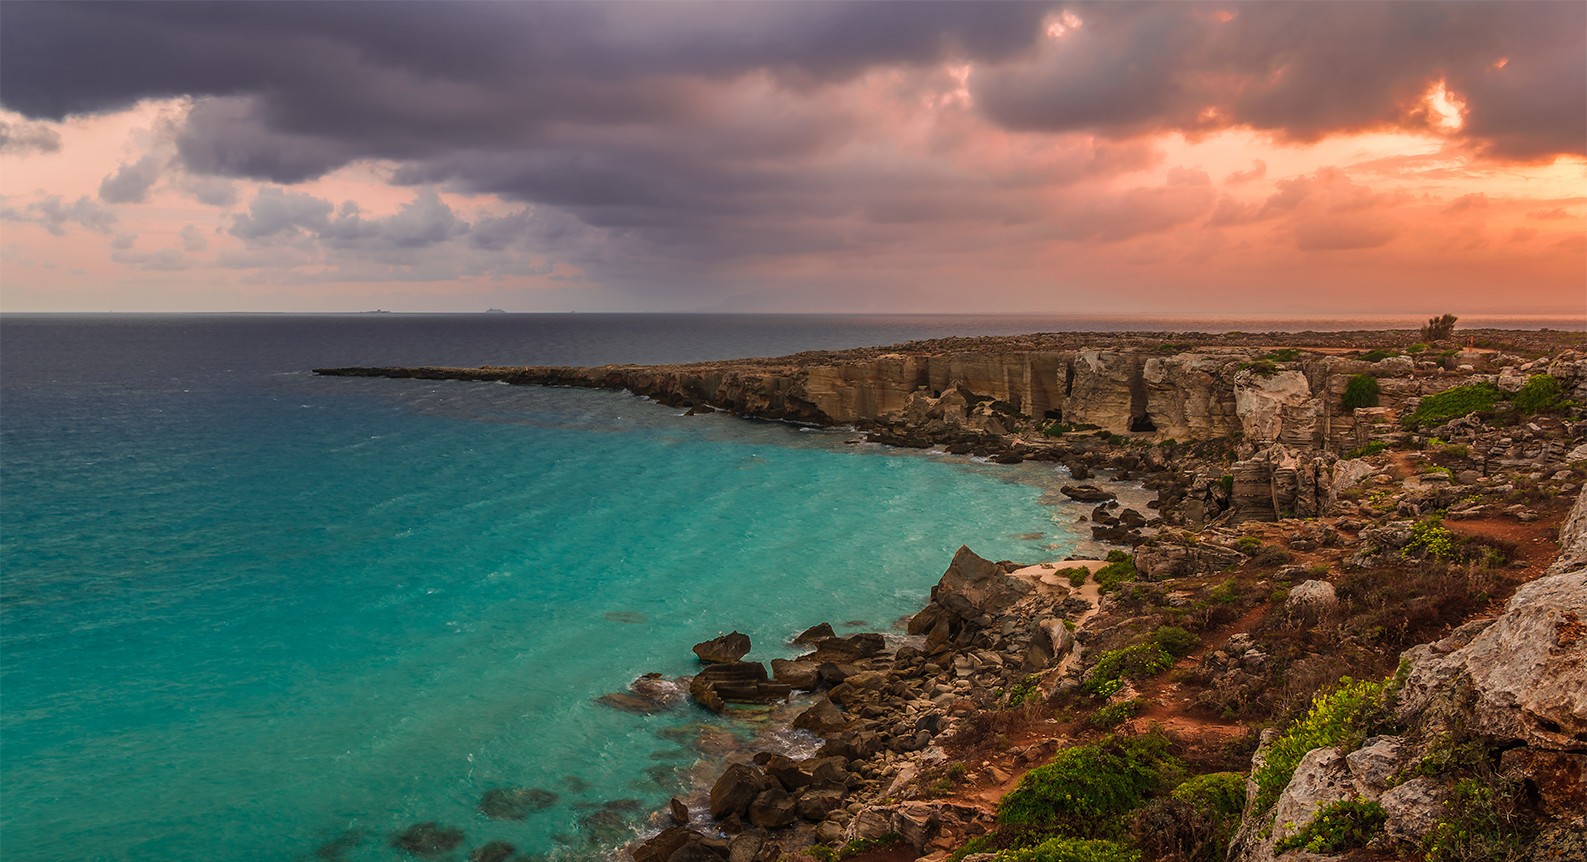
478;787;557;820
468;841;517;862
391;822;465;857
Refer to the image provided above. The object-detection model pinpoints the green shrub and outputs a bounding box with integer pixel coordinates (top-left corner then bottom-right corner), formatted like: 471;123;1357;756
997;837;1141;862
1408;343;1429;354
1061;566;1090;587
1358;349;1401;363
1151;626;1200;658
1423;777;1533;862
1209;579;1240;604
1094;555;1137;594
1240;359;1279;378
836;834;901;859
1131;772;1247;862
1171;772;1247;819
1218;474;1234;494
1344;440;1388;459
998;734;1181;841
1275;797;1386;853
1250;674;1401;814
1086;698;1143;729
1421;313;1458;341
1008;674;1044;707
1234;536;1264;555
1342;374;1381;410
1405;383;1503;429
1264;348;1304;362
1082;643;1174;698
1403;516;1459;561
1512;374;1567;415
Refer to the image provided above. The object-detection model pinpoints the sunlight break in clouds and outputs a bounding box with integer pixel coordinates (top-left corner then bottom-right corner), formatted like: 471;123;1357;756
0;1;1582;313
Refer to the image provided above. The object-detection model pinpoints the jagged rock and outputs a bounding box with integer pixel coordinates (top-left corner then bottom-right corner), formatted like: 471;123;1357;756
710;764;769;820
694;632;752;664
793;623;835;644
670;797;690;825
1243;747;1355;860
747;787;798;828
1134;538;1243;580
796;789;846;821
1345;736;1410;795
1379;778;1446;845
792;697;851;736
634;828;694;862
689;662;791;712
391;823;465;857
1061;484;1117;502
1398;569;1587;750
769;658;821;690
1499;748;1587;812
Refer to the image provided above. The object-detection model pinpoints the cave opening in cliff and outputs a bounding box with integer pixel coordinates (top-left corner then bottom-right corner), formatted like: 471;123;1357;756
1064;362;1076;397
1044;409;1063;420
1130;413;1157;432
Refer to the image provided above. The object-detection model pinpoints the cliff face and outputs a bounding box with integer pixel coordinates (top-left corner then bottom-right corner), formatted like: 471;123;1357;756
316;338;1587;529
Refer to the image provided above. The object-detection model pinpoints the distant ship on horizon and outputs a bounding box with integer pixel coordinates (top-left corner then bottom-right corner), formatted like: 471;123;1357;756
485;308;507;314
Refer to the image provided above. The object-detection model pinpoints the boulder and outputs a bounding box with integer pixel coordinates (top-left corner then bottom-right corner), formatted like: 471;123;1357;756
1061;484;1117;502
670;797;690;825
796;789;846;821
792;697;851;736
769;658;821;690
1379;778;1446;845
694;632;752;664
930;546;1032;616
710;764;769;820
689;662;791;712
1398;570;1587;750
793;623;835;644
747;787;798;828
633;828;693;862
1286;579;1339;621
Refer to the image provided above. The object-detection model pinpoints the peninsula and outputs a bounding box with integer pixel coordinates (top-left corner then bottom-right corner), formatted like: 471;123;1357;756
318;327;1587;862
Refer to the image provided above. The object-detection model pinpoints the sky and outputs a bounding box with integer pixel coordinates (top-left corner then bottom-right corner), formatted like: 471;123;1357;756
0;1;1583;314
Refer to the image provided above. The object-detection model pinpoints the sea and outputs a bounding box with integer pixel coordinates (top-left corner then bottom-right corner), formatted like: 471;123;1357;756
1;312;1579;862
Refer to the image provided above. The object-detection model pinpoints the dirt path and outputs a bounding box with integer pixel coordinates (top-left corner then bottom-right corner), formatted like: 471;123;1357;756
1130;603;1267;741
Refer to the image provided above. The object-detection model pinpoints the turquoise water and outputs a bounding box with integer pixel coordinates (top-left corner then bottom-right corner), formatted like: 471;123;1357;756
2;316;1081;862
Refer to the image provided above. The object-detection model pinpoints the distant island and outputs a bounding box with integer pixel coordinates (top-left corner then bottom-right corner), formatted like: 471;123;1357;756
486;308;507;314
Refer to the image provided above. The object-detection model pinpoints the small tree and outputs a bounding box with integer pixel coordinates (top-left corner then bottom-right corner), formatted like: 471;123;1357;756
1342;374;1381;410
1420;313;1458;341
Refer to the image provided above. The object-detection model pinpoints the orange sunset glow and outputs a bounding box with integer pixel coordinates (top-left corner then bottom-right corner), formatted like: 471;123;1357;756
0;2;1582;313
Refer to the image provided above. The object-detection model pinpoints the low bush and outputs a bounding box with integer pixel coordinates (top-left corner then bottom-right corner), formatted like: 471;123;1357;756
1094;554;1137;594
1423;776;1534;862
1275;797;1386;853
1008;674;1044;707
1234;536;1264;555
1404;382;1503;429
1239;359;1280;378
1086;698;1143;729
1512;373;1568;415
1342;374;1381;410
997;837;1141;862
1082;643;1175;698
1264;348;1304;362
1343;440;1388;458
997;733;1181;842
1151;626;1200;658
1250;673;1401;813
1358;349;1401;363
1061;567;1090;587
1402;516;1459;562
1133;772;1247;862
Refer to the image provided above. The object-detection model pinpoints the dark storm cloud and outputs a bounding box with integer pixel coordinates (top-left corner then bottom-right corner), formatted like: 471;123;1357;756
974;2;1586;161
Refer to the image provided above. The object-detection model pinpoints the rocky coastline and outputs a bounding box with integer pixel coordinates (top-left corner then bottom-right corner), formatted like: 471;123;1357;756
320;328;1587;862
